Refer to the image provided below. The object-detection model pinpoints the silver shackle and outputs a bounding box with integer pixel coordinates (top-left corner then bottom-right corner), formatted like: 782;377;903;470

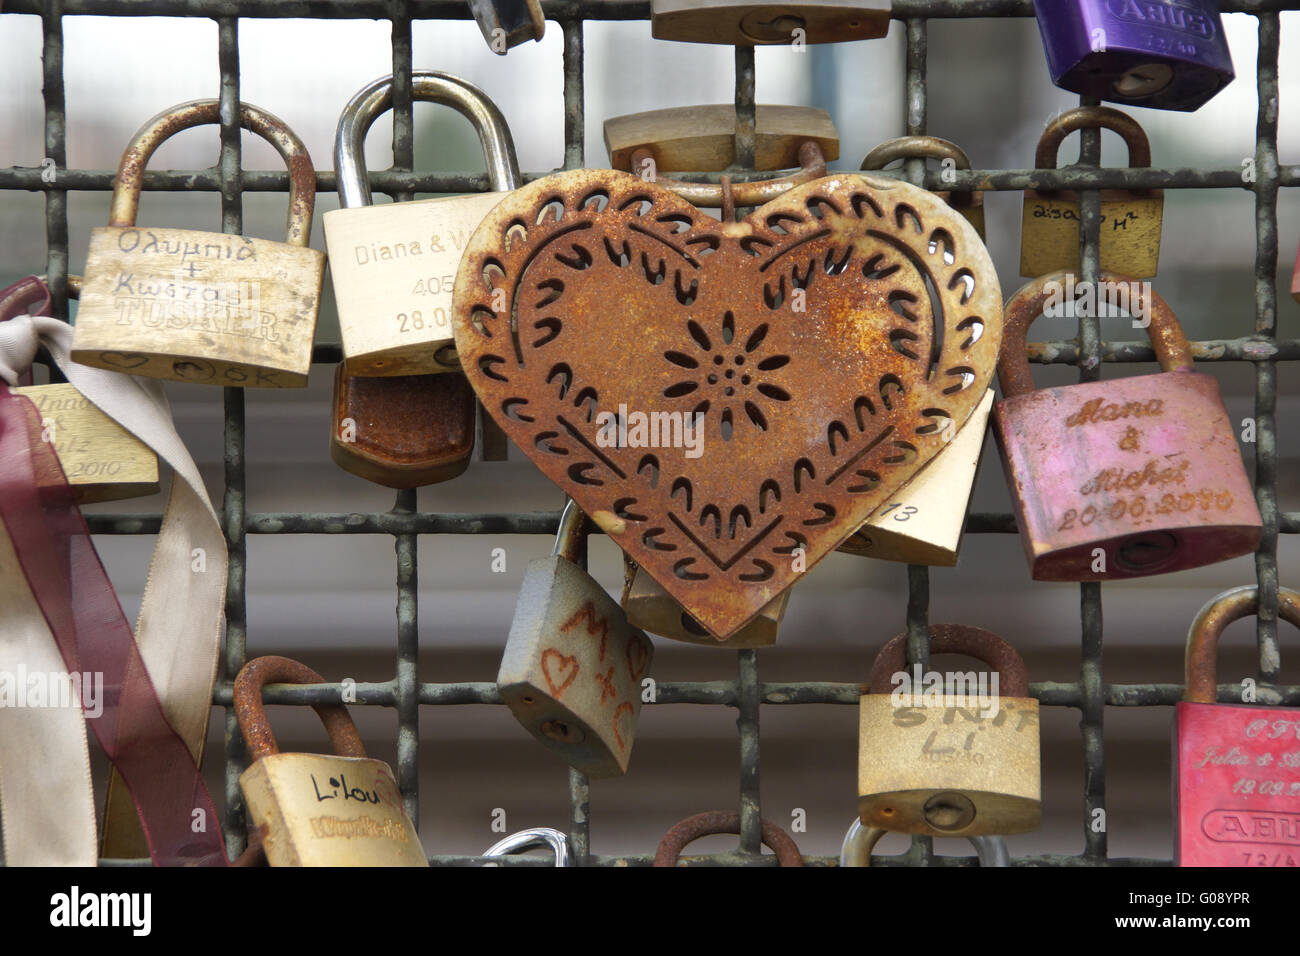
335;71;522;209
839;818;1010;867
482;827;571;867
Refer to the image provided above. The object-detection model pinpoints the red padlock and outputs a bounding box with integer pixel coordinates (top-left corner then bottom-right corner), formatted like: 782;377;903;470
993;271;1262;580
1174;585;1300;867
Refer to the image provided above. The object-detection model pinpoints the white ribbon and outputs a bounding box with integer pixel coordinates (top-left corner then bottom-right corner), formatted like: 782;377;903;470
0;312;226;863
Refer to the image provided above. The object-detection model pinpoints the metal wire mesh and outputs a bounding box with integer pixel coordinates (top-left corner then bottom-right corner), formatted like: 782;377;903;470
4;0;1298;866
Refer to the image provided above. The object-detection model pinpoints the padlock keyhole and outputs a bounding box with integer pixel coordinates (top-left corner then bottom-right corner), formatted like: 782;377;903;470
1114;532;1179;572
923;791;976;831
1114;63;1175;98
542;718;585;744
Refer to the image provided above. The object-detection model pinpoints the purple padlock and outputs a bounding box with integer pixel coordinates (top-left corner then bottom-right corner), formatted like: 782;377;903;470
1033;0;1234;112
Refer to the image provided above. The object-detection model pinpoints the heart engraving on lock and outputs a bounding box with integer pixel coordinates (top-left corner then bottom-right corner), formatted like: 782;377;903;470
452;170;1002;637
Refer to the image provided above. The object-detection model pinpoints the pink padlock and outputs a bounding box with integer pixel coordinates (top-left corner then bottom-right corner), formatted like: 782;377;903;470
993;271;1261;581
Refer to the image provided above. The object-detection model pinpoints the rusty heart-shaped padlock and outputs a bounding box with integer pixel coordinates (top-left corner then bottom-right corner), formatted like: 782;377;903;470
451;156;1002;638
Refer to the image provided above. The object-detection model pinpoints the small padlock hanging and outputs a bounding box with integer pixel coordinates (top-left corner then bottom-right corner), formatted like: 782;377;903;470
860;135;985;240
858;624;1042;837
234;655;428;867
481;827;571;866
649;0;890;45
1020;107;1163;279
1174;585;1300;867
497;498;654;778
2;276;159;503
73;101;325;387
993;271;1262;581
1032;0;1234;112
839;818;1009;867
653;810;804;866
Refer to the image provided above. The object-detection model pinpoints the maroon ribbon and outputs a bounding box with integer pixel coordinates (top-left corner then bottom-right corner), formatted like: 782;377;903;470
0;276;227;866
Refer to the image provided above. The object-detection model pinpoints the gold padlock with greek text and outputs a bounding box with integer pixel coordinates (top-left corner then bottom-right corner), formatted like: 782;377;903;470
73;101;325;387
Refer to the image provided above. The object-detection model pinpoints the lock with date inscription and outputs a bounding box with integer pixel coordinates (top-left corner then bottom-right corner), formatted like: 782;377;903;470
993;271;1261;581
1020;107;1163;279
72;100;324;388
1175;585;1300;867
1;275;159;503
235;655;428;867
1032;0;1234;112
497;498;654;778
858;624;1042;838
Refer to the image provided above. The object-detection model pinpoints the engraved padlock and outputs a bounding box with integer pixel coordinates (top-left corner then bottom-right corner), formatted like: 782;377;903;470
858;625;1042;837
482;827;571;866
1033;0;1234;112
468;0;545;53
993;272;1262;581
1020;107;1163;279
839;818;1009;866
621;555;787;647
837;388;992;566
653;811;804;866
605;104;839;174
1174;585;1300;867
497;498;654;778
235;655;428;867
861;136;985;241
650;0;890;45
324;71;522;376
1;275;160;503
72;101;324;387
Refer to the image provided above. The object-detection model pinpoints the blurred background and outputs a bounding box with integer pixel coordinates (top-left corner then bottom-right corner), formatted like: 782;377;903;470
1;8;1298;862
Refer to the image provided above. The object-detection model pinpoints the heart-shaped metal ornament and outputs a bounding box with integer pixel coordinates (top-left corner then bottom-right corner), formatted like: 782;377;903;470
452;170;1002;638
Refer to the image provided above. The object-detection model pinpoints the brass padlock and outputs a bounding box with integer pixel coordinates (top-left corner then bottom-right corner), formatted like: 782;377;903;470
621;556;786;648
839;818;1009;866
498;498;654;778
858;624;1042;837
605;104;839;174
1;275;159;503
837;388;992;566
324;71;522;377
650;0;890;45
72;101;324;387
861;136;985;241
1021;106;1163;278
329;364;476;487
234;655;428;867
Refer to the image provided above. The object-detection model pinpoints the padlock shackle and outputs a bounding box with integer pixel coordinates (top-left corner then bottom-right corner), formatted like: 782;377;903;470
1034;106;1152;173
868;623;1029;697
234;655;368;763
482;827;570;865
1184;585;1300;704
551;496;587;564
109;100;316;247
997;270;1195;400
629;139;826;211
861;135;971;172
653;810;804;866
839;818;1008;866
0;275;52;324
335;71;521;209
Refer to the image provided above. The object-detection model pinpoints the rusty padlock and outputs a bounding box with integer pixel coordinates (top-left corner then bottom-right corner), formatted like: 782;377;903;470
858;625;1042;837
605;104;838;174
839;818;1009;866
72;101;324;387
482;827;571;866
837;388;992;566
498;498;654;778
324;71;521;377
235;655;428;867
1;275;159;503
1020;107;1163;278
650;0;890;45
860;136;985;241
993;272;1262;581
1175;585;1300;867
653;810;804;866
621;554;787;647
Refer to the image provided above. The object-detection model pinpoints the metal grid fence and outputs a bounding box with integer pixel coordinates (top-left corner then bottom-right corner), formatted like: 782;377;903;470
3;0;1298;866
